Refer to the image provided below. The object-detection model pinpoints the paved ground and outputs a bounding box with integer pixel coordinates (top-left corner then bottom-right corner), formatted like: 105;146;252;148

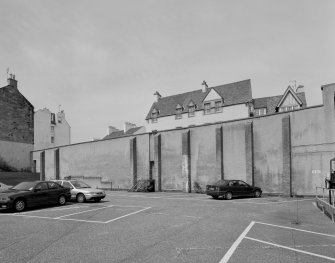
0;191;334;263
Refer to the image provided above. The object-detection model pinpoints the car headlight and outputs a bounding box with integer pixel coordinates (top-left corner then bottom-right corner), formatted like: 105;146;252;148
0;196;10;201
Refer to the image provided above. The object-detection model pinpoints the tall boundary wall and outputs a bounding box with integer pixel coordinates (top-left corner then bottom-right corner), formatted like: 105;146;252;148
32;84;335;195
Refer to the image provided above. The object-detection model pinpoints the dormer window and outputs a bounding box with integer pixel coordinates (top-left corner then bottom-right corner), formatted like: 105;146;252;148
204;102;211;114
175;104;183;119
151;108;159;123
254;108;267;116
215;100;223;112
188;101;196;117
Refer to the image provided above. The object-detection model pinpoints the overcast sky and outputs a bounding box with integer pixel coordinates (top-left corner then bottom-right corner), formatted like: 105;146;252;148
0;0;334;143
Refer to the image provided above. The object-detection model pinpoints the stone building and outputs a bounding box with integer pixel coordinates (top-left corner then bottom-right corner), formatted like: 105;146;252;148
0;75;34;171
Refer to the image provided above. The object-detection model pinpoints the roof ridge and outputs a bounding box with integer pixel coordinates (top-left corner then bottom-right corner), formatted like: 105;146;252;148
211;79;251;89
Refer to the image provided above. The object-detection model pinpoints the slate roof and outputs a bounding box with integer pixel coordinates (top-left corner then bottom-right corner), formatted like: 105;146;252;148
253;92;307;114
146;79;252;119
103;126;143;140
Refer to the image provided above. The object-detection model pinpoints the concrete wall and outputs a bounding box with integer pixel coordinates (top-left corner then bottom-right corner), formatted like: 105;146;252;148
0;140;33;170
32;84;335;195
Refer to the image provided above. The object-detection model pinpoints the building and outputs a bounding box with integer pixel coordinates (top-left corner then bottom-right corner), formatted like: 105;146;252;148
103;122;145;139
32;82;335;196
34;108;71;150
0;75;34;171
252;86;306;117
145;79;307;132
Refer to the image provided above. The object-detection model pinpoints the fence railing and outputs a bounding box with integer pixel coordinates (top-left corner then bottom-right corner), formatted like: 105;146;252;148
315;187;335;222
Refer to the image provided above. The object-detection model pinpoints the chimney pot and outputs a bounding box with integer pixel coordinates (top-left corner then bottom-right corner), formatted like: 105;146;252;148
7;74;18;89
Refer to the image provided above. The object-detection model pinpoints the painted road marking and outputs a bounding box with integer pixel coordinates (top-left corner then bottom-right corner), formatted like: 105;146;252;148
245;236;335;262
54;205;114;219
254;221;335;238
104;207;151;223
219;221;255;263
7;204;150;224
18;206;87;214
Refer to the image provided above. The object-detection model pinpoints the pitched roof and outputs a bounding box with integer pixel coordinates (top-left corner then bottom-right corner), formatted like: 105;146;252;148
146;79;252;119
103;126;143;140
253;92;307;114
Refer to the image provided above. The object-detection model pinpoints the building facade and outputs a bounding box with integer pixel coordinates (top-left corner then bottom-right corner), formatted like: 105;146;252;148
32;82;335;196
145;79;307;132
0;75;34;171
34;108;71;150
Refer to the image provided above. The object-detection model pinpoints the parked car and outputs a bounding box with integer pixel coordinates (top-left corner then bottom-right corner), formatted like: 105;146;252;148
0;181;71;212
52;180;106;203
206;179;262;200
0;182;12;192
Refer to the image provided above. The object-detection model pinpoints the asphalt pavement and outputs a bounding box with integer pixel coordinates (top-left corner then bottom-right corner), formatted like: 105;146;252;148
0;192;334;263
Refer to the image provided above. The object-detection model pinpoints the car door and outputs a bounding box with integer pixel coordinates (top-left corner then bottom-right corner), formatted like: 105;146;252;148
31;182;50;206
47;182;61;204
229;181;242;197
238;181;253;197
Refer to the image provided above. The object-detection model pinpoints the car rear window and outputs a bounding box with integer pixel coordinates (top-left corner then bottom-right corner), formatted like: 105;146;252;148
214;180;229;186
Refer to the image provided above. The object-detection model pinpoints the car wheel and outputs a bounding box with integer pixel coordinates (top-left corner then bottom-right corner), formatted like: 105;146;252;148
254;190;262;198
76;193;86;203
13;199;26;212
225;192;233;200
94;198;102;202
58;195;66;205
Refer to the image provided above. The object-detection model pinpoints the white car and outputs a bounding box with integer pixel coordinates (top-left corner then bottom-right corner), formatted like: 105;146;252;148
53;180;106;203
0;182;12;192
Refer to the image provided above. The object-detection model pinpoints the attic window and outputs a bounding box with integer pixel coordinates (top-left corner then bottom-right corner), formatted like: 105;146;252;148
188;101;196;117
215;100;222;112
151;109;159;123
254;108;267;116
175;104;183;120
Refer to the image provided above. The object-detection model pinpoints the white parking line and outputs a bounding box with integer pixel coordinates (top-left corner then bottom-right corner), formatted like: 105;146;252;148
104;207;151;223
254;221;335;238
54;205;114;219
245;236;335;262
219;221;255;263
18;206;87;214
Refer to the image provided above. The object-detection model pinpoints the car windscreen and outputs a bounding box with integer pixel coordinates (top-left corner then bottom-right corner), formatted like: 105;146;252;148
71;181;90;188
214;180;229;186
12;182;36;191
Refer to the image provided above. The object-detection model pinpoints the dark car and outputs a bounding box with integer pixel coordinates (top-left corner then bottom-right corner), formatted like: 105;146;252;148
0;181;71;212
206;179;262;200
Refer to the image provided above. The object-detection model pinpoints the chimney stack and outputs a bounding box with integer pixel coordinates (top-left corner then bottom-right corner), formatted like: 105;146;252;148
107;126;119;135
7;74;17;89
124;122;136;133
153;91;162;102
201;81;208;92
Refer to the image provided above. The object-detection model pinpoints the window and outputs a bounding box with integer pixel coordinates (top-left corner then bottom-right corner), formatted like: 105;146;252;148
51;126;55;132
215;100;222;112
51;136;55;143
151;109;158;123
254;108;267;116
175;105;183;119
188;105;195;117
204;103;211;114
238;181;249;187
279;106;296;112
35;183;48;191
62;181;73;189
48;182;60;189
51;113;56;124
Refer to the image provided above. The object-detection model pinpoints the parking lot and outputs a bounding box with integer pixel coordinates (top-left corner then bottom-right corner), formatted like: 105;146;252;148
0;192;335;263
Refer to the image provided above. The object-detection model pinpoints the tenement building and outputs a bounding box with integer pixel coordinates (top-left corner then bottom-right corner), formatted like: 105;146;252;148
0;75;34;170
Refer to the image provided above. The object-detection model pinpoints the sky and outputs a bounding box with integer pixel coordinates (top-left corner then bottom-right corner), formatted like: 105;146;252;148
0;0;334;143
